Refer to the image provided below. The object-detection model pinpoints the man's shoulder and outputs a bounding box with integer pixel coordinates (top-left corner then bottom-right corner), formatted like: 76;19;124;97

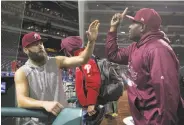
17;65;26;72
144;39;172;52
47;56;56;62
47;56;56;60
46;56;58;66
15;66;26;77
16;64;34;77
150;38;169;46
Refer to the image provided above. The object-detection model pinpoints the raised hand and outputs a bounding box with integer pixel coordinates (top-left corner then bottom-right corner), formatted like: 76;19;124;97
110;7;128;32
111;13;121;27
86;20;100;43
120;7;128;20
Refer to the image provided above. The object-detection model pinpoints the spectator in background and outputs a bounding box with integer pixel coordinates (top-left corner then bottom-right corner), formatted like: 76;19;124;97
105;8;184;124
14;20;100;124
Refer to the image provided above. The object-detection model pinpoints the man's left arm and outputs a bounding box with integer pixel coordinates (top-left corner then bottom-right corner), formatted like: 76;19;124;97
148;47;180;124
56;20;100;68
55;41;95;68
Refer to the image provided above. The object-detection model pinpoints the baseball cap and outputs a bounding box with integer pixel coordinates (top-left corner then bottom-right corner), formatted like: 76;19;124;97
126;8;162;30
60;36;83;54
22;32;47;48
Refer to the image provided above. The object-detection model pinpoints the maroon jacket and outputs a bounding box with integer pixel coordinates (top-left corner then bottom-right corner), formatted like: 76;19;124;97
105;30;184;125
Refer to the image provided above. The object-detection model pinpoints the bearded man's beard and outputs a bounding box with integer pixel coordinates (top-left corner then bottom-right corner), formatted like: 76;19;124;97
27;50;47;64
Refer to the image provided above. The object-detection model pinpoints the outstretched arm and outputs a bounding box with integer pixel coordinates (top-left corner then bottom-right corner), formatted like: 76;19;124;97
56;20;100;68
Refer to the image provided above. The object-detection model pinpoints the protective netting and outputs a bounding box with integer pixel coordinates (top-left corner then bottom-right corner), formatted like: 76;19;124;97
1;2;44;125
1;2;26;124
1;1;26;72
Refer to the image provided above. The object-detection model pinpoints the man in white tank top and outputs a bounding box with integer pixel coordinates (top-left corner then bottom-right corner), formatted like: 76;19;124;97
14;20;100;124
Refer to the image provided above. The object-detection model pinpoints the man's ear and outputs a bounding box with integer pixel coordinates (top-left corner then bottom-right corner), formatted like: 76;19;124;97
23;48;28;54
140;24;146;33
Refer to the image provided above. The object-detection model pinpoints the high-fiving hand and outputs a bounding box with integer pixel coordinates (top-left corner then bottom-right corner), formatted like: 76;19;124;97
86;20;100;43
110;7;128;32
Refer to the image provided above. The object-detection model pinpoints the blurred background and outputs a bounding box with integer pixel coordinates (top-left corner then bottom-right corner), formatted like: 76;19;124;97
1;1;184;125
80;1;184;64
1;1;184;73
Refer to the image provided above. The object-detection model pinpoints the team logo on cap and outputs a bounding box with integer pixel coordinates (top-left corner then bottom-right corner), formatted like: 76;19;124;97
34;33;40;39
141;17;144;22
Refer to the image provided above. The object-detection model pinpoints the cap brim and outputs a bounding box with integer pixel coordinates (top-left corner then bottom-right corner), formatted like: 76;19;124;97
126;15;144;24
126;15;135;21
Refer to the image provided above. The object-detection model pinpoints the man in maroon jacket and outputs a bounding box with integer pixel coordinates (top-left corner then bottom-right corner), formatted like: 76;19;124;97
105;8;184;125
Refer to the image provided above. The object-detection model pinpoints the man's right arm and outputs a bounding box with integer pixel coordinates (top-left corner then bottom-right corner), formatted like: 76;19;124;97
105;9;133;65
14;68;63;116
15;68;44;108
105;30;133;65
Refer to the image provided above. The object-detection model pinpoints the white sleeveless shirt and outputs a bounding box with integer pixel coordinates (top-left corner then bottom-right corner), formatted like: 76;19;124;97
21;56;68;107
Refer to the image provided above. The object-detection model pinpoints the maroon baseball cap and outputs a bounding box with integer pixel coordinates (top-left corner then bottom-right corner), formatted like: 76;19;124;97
60;36;83;54
126;8;162;30
22;32;47;48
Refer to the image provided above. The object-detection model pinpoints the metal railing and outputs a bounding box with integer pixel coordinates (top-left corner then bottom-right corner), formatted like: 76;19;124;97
2;106;82;125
